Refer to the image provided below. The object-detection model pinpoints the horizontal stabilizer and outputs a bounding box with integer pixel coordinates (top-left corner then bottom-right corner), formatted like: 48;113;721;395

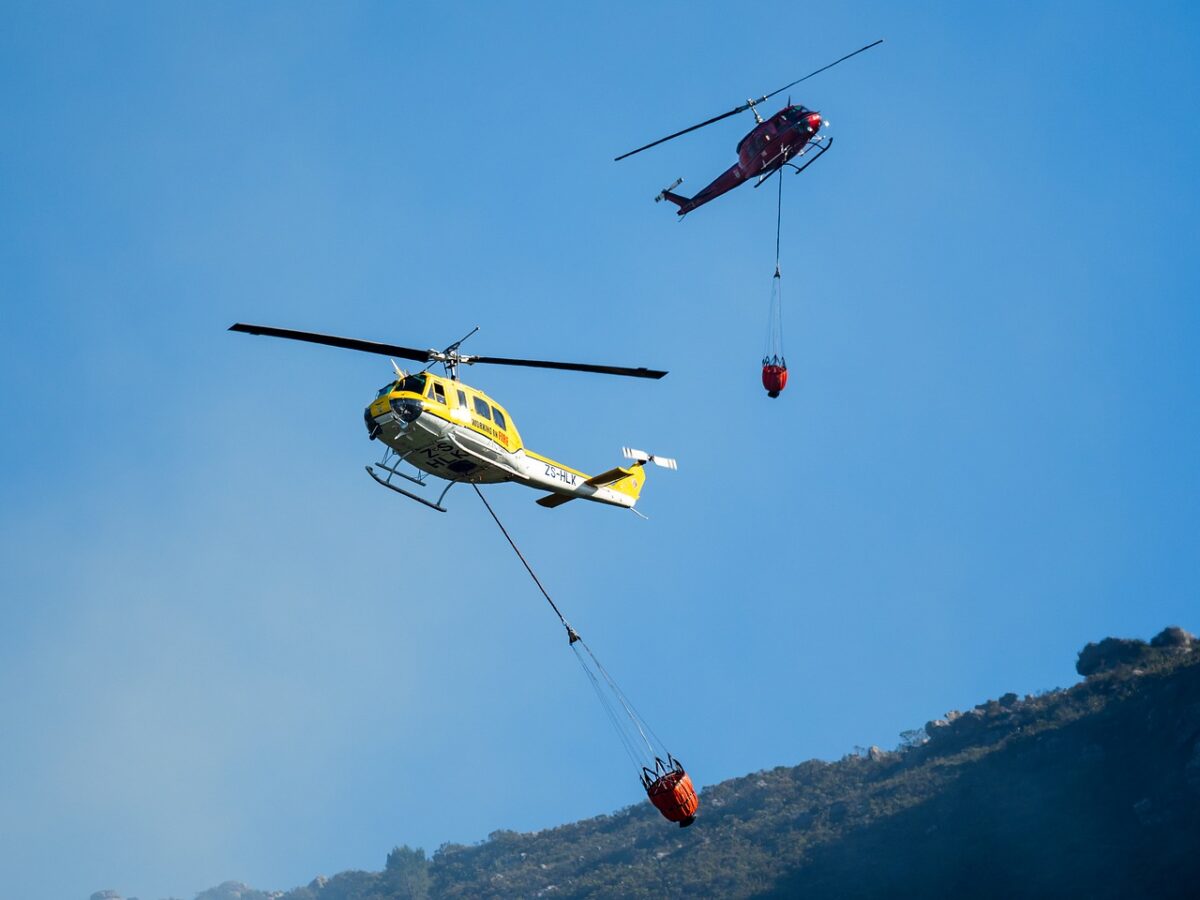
622;447;678;470
536;492;576;508
585;466;632;487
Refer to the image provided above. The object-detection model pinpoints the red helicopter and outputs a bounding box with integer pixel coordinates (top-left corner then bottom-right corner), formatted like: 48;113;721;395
615;40;882;215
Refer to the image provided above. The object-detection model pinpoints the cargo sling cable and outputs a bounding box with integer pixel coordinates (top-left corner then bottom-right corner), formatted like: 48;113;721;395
472;485;700;825
762;166;788;397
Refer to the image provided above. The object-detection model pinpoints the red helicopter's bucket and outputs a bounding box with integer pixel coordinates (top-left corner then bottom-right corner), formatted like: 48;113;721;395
762;360;788;398
763;260;786;397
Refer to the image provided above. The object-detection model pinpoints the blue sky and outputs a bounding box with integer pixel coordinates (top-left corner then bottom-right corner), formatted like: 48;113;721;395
2;2;1198;898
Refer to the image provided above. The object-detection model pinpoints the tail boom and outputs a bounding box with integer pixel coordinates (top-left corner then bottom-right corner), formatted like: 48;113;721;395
528;448;676;510
655;178;694;214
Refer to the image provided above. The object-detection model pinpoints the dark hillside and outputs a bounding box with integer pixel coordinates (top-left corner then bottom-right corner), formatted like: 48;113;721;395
765;635;1200;899
108;628;1200;900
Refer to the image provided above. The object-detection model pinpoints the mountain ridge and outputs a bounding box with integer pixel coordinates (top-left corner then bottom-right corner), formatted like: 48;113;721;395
96;626;1200;900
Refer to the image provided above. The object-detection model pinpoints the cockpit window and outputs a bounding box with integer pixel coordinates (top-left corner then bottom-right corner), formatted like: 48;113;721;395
376;384;393;398
431;381;447;405
396;374;426;395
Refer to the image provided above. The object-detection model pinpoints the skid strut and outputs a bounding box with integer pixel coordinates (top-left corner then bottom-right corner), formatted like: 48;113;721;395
364;447;457;512
754;137;833;189
786;136;832;175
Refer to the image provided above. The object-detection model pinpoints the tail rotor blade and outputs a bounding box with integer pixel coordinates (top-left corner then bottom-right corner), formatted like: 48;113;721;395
623;447;678;470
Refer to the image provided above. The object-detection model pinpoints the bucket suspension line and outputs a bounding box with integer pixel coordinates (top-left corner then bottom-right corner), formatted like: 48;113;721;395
571;640;655;770
472;484;701;826
762;169;789;397
473;484;655;762
767;166;785;357
576;637;664;758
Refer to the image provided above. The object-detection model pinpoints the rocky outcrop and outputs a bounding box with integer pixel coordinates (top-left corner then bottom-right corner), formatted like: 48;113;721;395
1076;637;1153;676
1151;626;1196;649
1076;627;1196;678
194;882;280;900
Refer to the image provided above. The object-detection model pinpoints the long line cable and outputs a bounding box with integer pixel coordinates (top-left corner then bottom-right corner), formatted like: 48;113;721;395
775;161;784;274
473;484;575;638
473;484;663;769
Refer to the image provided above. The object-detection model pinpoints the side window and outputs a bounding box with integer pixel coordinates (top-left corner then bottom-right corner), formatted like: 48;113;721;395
472;396;492;420
491;407;507;430
432;382;446;405
457;389;467;409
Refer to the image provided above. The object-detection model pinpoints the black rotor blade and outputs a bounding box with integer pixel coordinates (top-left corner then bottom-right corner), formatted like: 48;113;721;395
470;355;667;379
613;38;882;162
760;38;884;104
615;105;754;161
230;323;667;379
228;323;431;363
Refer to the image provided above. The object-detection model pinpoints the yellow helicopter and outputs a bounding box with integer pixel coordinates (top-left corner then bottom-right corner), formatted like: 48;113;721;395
229;323;677;513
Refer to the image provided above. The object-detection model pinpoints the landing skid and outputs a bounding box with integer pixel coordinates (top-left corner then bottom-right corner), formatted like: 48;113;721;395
364;447;456;512
754;137;833;188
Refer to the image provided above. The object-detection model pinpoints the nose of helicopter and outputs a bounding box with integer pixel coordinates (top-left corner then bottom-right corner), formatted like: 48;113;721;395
806;112;823;133
364;394;423;437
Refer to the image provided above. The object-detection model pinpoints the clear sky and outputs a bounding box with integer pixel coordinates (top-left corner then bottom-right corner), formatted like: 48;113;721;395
2;2;1198;898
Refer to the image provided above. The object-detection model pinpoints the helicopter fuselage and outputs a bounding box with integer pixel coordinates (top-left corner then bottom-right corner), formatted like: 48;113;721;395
662;105;824;215
364;372;646;509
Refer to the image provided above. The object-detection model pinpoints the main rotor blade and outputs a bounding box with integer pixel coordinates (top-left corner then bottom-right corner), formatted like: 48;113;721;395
228;323;432;363
229;323;667;378
470;355;667;379
615;105;754;161
760;38;884;104
613;38;882;162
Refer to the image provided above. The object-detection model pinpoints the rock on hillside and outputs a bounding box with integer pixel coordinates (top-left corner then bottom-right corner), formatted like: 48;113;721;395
1076;626;1197;677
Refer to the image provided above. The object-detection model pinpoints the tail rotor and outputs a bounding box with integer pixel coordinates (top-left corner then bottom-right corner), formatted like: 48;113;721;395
623;447;679;470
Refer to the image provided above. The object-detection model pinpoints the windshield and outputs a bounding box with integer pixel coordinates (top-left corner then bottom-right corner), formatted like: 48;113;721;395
393;374;426;395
